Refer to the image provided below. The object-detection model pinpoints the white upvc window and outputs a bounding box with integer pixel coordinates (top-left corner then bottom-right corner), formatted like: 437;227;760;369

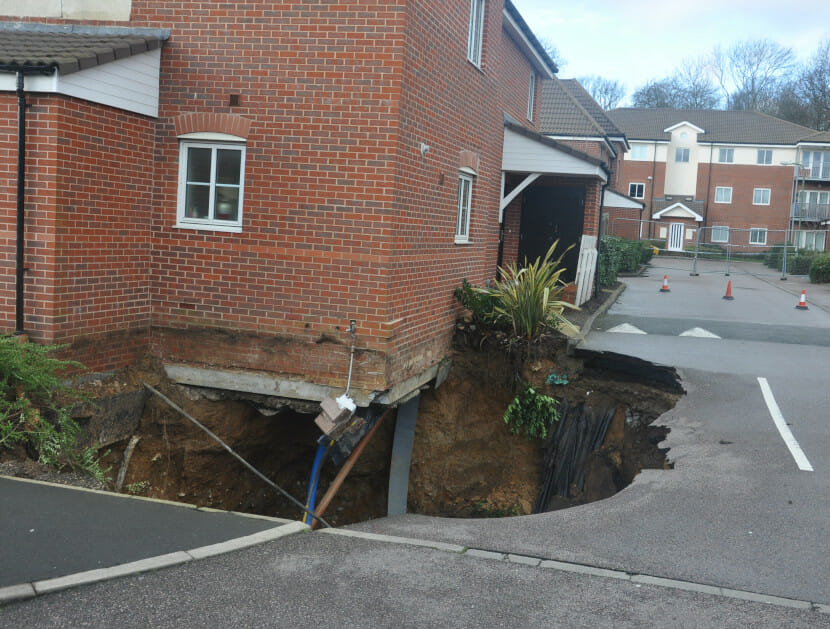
718;148;734;163
714;186;732;203
177;140;246;231
467;0;485;66
630;144;648;160
805;150;830;178
711;226;729;243
675;147;690;162
753;187;771;205
527;71;536;121
794;230;827;250
757;149;772;165
749;228;767;245
628;182;645;199
456;173;473;243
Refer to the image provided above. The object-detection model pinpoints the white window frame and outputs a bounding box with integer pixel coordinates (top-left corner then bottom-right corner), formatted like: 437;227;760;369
527;71;536;122
752;187;771;205
749;228;767;245
628;182;645;199
714;186;732;204
456;173;473;243
177;139;246;232
711;226;729;243
467;0;485;67
718;148;734;163
756;149;772;165
630;144;648;160
675;147;690;163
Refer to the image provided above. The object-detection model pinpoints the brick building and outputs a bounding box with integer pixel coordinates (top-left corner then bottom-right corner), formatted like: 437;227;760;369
0;1;609;412
606;109;830;253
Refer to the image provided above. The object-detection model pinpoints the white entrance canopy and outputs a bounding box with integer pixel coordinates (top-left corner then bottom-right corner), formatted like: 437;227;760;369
603;188;644;210
652;202;703;222
501;123;608;220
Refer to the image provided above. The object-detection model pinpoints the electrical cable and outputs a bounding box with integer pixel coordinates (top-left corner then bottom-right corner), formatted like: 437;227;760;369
142;382;332;528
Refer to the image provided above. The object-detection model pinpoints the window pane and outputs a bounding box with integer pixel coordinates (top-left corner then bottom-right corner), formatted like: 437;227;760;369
215;187;239;221
186;147;213;183
185;184;211;218
216;149;242;185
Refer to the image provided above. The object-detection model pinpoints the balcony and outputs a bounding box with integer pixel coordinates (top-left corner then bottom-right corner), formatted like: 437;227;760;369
791;202;830;222
802;164;830;181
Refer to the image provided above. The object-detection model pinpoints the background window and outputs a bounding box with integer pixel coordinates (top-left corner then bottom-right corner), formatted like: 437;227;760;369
527;71;535;121
749;228;767;245
757;149;772;164
753;188;771;205
675;147;690;162
178;141;245;229
715;187;732;203
467;0;485;66
630;145;648;160
628;182;645;199
456;174;473;242
711;226;729;243
718;148;734;163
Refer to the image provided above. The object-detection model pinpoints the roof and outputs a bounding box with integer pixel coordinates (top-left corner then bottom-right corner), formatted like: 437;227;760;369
538;78;609;138
504;119;610;176
557;79;624;137
0;23;167;75
608;108;830;146
503;0;557;77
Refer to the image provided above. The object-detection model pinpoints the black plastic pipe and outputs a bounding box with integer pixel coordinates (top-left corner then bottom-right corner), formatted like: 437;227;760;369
15;71;25;335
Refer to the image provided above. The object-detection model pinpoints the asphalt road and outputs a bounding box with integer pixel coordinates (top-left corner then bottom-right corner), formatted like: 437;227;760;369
2;257;830;626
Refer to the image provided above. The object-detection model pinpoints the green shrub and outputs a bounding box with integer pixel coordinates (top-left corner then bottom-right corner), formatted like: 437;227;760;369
791;250;819;275
809;253;830;283
598;236;622;287
0;337;107;482
479;241;579;339
454;278;499;325
504;384;560;440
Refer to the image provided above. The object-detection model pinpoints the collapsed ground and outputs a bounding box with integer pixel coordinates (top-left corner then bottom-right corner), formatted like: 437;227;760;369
1;290;682;525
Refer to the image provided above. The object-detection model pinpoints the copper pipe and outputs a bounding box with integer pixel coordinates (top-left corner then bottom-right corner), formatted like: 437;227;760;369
311;406;393;529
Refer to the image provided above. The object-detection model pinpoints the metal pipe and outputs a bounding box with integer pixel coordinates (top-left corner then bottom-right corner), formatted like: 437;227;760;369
15;72;26;335
311;406;392;530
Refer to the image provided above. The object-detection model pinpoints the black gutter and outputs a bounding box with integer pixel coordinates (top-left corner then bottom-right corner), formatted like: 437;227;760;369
6;65;52;335
14;71;26;334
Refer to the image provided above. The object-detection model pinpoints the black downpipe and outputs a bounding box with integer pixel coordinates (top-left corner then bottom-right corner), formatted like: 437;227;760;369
15;72;26;335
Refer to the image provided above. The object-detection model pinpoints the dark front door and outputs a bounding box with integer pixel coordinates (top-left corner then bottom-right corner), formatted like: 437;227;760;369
518;185;585;283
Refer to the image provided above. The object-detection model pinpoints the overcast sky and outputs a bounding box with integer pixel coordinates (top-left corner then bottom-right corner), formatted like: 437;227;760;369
511;0;830;104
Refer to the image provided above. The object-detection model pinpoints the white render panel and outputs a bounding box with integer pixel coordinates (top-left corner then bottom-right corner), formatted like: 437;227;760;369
664;125;699;197
0;0;131;20
503;127;607;181
0;49;160;117
0;0;60;16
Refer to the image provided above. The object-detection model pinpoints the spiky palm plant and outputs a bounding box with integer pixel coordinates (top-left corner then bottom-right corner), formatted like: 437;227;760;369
480;241;580;339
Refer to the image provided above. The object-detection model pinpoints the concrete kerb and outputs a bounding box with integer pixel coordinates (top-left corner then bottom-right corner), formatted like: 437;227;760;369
314;528;830;614
568;282;627;352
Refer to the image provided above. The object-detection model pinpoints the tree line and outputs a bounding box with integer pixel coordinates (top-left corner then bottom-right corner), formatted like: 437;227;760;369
575;39;830;131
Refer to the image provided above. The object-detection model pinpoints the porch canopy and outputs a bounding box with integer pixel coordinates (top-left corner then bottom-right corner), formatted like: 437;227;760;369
500;121;608;221
603;188;644;210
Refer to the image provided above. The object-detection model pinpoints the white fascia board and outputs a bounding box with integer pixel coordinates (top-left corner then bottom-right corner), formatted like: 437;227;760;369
503;127;608;182
501;9;556;78
663;121;706;134
0;48;161;118
603;188;644;209
796;141;830;148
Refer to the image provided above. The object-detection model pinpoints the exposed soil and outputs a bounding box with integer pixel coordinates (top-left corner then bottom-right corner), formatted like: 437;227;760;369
1;285;682;524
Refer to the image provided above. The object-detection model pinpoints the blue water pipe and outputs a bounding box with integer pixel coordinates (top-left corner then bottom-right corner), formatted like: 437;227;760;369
304;439;332;525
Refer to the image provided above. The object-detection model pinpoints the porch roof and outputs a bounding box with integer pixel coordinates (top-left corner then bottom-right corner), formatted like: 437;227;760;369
603;188;644;210
502;121;609;181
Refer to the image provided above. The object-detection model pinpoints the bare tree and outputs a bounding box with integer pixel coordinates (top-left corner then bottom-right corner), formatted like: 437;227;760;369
537;36;564;72
672;56;722;109
711;39;795;111
578;75;626;110
797;40;830;131
631;79;681;108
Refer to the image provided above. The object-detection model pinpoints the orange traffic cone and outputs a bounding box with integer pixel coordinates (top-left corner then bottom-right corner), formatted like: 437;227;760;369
659;274;670;293
723;280;734;300
795;289;808;310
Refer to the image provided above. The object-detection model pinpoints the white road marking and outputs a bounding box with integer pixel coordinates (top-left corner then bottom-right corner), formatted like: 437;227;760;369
607;323;647;334
679;327;721;339
757;377;814;472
